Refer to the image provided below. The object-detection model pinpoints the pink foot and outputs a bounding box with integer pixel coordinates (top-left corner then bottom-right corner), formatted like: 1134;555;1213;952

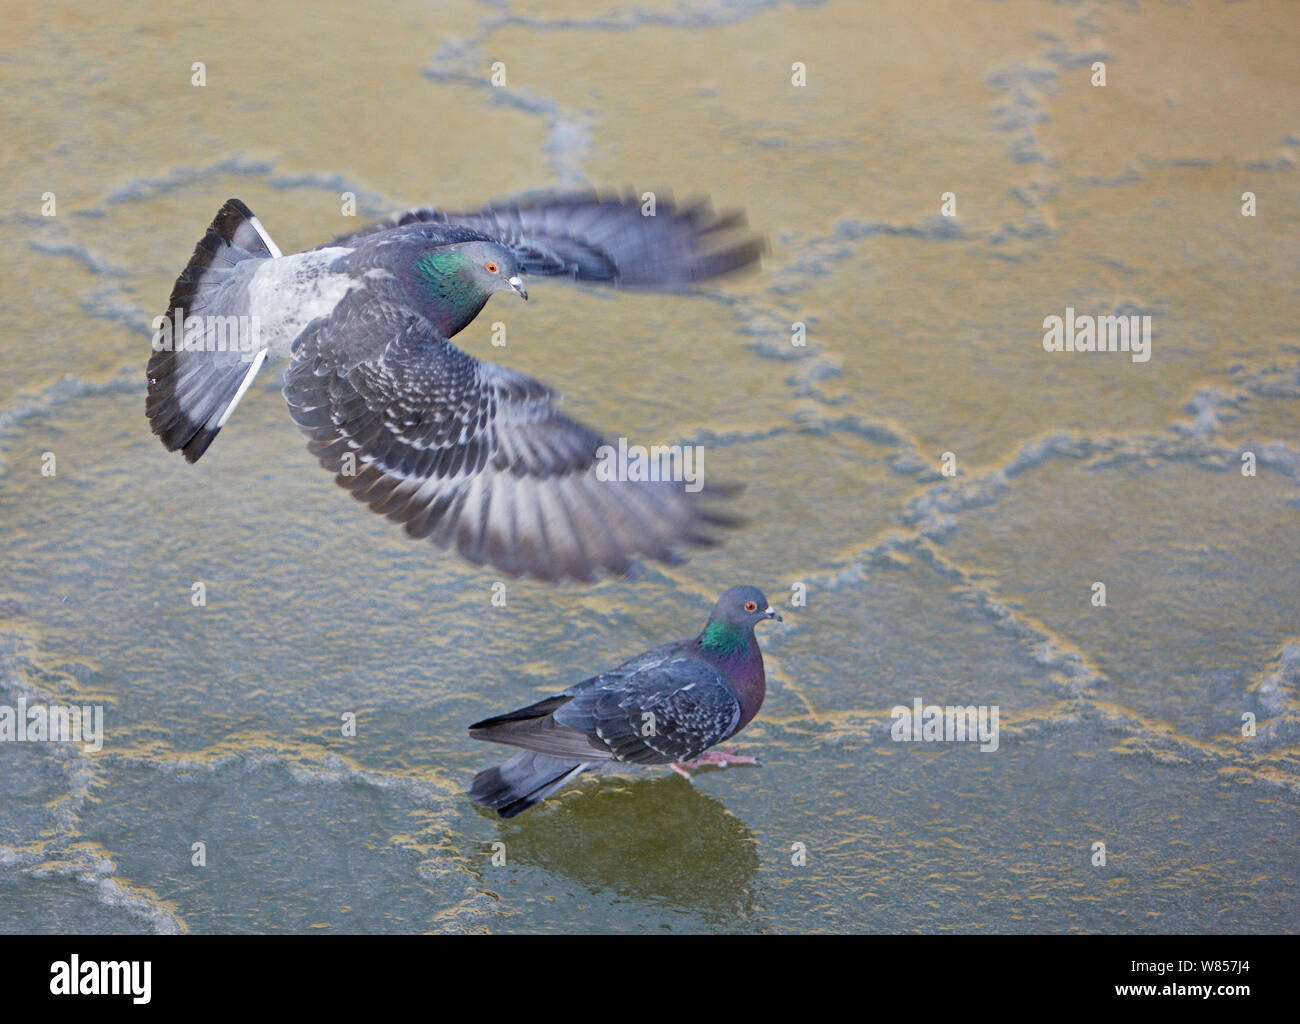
670;762;694;780
675;748;760;771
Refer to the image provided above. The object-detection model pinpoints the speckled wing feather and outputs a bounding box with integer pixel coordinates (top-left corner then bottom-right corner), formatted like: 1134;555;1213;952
559;654;743;763
469;647;743;764
326;191;763;288
281;276;731;582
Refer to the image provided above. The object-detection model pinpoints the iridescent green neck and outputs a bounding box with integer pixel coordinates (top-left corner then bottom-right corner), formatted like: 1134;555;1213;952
416;250;477;297
698;619;750;655
414;250;488;336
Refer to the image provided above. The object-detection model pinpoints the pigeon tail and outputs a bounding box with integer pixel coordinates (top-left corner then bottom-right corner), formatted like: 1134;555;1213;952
468;751;592;818
146;198;280;463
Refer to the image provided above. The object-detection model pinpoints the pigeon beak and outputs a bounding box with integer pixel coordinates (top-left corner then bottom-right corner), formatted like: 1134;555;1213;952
508;275;528;301
764;605;783;622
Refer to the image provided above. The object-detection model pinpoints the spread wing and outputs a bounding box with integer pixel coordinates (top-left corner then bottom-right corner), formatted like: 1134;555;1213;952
281;276;733;582
325;190;763;288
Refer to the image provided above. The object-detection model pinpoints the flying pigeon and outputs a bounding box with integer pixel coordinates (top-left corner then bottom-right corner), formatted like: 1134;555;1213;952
468;585;781;817
146;192;762;581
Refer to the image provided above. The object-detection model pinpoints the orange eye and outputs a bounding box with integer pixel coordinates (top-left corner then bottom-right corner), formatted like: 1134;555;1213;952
744;601;757;611
486;262;498;274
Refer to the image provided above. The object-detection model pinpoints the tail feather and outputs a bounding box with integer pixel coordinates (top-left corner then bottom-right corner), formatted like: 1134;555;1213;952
468;693;572;736
146;198;277;463
469;751;592;818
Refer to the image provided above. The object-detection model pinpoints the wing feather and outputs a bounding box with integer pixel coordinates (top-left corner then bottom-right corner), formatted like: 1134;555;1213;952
469;653;742;764
324;190;763;289
282;278;734;581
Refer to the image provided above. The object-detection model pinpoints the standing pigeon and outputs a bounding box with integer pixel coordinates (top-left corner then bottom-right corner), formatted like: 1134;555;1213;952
146;192;762;581
468;585;781;817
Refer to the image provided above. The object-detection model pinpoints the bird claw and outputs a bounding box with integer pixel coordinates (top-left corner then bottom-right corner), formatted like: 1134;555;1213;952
700;748;761;768
672;749;760;774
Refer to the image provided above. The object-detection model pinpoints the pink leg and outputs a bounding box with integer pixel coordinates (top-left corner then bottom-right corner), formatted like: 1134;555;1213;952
670;762;694;780
675;748;759;770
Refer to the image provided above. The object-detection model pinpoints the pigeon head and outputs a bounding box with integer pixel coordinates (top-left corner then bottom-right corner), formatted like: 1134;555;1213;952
698;585;781;654
713;586;781;626
409;241;527;336
454;241;528;301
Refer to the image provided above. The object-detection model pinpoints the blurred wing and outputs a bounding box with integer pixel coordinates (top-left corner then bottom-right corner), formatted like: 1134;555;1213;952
326;191;763;288
282;278;732;582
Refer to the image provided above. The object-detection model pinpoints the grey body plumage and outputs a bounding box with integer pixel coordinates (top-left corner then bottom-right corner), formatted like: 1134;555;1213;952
146;193;761;582
468;586;781;817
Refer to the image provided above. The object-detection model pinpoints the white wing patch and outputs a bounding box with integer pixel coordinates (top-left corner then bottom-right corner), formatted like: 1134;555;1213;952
217;348;268;429
247;248;359;358
246;215;283;259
